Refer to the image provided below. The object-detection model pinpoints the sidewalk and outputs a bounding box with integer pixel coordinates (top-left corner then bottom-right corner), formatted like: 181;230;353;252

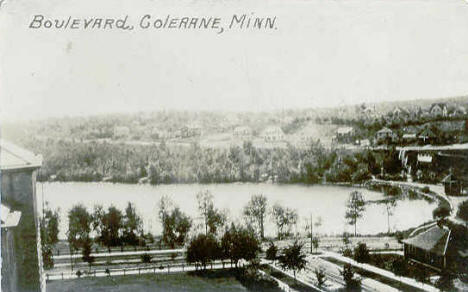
371;178;468;225
371;178;451;209
305;255;398;292
262;260;324;292
321;251;439;292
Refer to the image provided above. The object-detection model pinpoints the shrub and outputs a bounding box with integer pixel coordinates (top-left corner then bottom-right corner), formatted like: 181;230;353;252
42;245;54;269
170;252;178;261
456;201;468;224
391;257;408;277
422;186;430;193
236;268;280;291
265;242;278;263
341;247;353;258
435;271;455;291
395;232;404;243
408;189;419;200
140;253;152;263
342;233;351;246
353;243;370;263
277;240;307;280
76;270;82;278
314;268;327;287
340;264;361;290
432;205;451;220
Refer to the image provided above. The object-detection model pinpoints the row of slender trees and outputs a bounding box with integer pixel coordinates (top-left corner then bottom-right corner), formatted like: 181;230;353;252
159;191;300;243
40;191;304;269
41;188;420;271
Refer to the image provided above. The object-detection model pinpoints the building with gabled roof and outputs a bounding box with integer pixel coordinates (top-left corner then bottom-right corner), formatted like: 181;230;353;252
1;140;45;292
375;127;396;144
441;173;463;196
392;106;409;117
418;127;437;144
335;127;354;143
449;105;467;117
261;126;284;142
233;126;253;138
429;103;448;117
402;225;451;271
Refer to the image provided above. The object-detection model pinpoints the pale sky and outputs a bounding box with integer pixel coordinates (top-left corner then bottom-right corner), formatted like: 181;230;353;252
1;0;468;121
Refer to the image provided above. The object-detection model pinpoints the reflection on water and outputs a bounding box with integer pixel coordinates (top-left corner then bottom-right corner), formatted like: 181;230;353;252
37;182;436;239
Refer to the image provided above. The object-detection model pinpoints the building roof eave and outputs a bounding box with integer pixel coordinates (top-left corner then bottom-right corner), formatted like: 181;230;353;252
0;140;43;171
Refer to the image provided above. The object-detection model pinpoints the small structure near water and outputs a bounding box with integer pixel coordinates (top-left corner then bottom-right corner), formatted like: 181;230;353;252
441;173;463;196
402;225;451;271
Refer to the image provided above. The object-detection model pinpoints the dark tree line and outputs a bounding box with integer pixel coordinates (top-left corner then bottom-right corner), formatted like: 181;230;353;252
19;138;390;185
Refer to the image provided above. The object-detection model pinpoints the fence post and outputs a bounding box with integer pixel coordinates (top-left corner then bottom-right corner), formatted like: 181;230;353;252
124;269;126;276
46;274;49;281
167;266;170;274
94;270;96;278
61;272;63;280
139;268;141;275
182;264;184;272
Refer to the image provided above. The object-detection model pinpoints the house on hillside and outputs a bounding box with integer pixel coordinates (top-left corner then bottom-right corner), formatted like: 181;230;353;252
375;127;396;144
151;128;173;140
261;126;285;142
441;173;463;196
418;127;437;144
113;126;130;138
233;126;253;138
449;105;467;117
179;124;202;138
335;127;354;144
429;103;448;117
392;106;408;118
402;225;450;271
363;105;375;114
1;140;45;292
402;133;417;144
187;124;202;137
356;103;376;118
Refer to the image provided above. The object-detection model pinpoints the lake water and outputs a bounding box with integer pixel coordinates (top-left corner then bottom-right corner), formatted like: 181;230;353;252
37;182;436;239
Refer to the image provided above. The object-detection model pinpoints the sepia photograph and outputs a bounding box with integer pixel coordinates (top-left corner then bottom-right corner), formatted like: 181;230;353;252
1;0;468;291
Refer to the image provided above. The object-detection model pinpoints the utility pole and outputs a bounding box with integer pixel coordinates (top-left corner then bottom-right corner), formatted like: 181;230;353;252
42;181;45;222
310;214;313;254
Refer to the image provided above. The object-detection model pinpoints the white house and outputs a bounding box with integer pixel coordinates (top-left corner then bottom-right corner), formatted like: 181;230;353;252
375;127;396;142
450;106;467;117
233;126;253;137
114;126;130;138
335;127;354;143
261;126;285;142
429;103;448;117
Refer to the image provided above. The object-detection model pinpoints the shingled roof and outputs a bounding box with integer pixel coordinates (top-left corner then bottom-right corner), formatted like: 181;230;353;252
402;225;450;256
441;173;460;184
0;140;42;171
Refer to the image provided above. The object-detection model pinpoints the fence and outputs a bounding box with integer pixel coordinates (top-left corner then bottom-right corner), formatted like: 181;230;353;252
46;260;234;281
54;243;178;257
53;248;185;261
